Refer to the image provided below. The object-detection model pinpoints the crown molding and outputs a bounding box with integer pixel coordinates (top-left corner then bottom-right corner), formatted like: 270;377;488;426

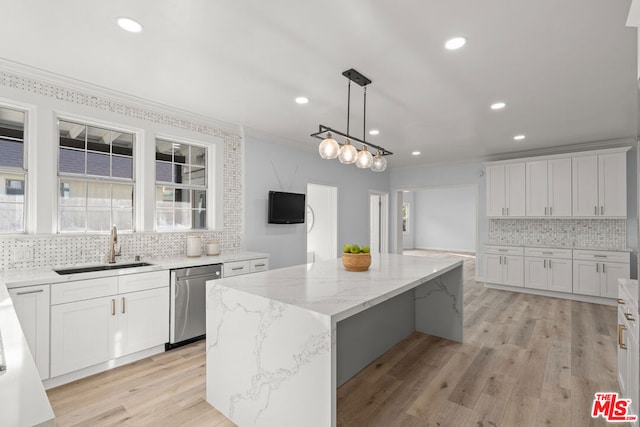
0;57;242;138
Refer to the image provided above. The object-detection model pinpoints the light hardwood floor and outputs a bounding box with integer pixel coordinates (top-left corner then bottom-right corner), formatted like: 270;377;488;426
48;251;620;426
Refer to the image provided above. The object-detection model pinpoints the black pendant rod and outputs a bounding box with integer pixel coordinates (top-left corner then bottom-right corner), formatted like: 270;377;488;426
347;80;351;135
363;86;367;144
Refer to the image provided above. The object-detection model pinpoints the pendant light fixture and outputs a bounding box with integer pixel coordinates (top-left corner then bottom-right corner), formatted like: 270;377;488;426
311;69;391;172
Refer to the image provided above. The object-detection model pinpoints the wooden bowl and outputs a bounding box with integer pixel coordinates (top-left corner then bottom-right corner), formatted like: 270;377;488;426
342;253;371;272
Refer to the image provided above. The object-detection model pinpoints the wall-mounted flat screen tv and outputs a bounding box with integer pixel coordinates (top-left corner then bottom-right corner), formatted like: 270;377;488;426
268;191;305;224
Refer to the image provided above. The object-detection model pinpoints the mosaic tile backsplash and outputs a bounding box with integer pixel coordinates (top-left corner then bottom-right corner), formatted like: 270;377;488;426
0;67;244;271
489;219;627;249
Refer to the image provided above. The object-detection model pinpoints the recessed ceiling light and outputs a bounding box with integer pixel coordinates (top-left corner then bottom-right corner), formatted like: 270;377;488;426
445;36;467;50
117;17;143;33
412;151;421;156
490;102;506;110
513;135;526;141
369;129;380;136
295;96;309;104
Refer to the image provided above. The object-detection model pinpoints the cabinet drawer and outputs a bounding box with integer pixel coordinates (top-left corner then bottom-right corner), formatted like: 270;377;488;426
573;250;630;263
525;247;572;259
119;270;169;294
250;258;269;273
483;245;523;256
52;277;118;305
224;260;250;277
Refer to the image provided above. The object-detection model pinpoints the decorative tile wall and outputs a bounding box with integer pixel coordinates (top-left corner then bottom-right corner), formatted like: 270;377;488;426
488;219;627;249
0;69;244;270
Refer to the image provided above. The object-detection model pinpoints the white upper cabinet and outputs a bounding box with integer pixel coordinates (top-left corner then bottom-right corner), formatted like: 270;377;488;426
572;152;626;217
486;163;525;217
526;158;571;217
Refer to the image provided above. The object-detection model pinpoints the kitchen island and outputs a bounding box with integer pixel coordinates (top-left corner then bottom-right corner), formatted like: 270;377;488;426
205;254;464;427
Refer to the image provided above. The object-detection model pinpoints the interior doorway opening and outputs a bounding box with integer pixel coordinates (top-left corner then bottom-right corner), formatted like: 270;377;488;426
369;192;389;254
306;183;338;263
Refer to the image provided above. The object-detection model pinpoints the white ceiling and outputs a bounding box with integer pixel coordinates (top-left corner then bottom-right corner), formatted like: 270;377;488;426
0;0;637;167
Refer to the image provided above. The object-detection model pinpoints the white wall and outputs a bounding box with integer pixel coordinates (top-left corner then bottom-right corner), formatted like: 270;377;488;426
401;191;415;249
244;134;390;269
413;186;476;252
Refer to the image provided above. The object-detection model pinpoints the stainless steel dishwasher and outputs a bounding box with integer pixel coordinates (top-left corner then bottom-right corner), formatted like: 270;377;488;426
168;264;222;350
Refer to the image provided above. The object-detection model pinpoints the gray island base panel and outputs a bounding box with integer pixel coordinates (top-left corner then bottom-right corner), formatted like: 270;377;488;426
205;254;463;427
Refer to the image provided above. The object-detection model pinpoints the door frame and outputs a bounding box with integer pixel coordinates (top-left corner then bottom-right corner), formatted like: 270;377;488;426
306;182;338;262
369;190;389;254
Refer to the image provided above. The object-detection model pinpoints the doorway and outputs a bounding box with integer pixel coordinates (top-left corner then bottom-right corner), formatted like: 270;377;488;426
306;183;338;262
369;192;389;254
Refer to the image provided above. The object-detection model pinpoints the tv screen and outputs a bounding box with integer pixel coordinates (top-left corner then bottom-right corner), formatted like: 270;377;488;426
268;191;305;224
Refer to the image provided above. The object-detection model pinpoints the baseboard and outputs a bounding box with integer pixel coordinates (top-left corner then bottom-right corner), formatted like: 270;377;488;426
484;283;616;306
43;345;165;389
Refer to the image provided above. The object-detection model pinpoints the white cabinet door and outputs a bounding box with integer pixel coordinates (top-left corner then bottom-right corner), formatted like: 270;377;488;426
572;155;599;217
484;254;503;284
9;285;50;380
599;152;627;217
619;309;628;396
547;258;572;293
503;256;524;287
602;262;629;299
116;287;169;357
505;163;525;216
526;161;548;217
51;296;116;377
548;158;572;217
524;257;547;290
486;165;506;217
573;260;600;296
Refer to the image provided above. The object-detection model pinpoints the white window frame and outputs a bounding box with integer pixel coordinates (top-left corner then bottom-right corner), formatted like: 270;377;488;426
402;202;410;234
0;103;28;234
56;116;137;234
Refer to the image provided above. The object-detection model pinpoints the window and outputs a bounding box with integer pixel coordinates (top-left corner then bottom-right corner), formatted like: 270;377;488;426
58;120;135;232
402;202;410;233
155;139;207;230
0;106;26;233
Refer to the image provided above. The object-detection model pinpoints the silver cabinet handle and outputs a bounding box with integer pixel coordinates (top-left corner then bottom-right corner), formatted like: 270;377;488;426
548;259;552;269
16;289;44;295
542;251;553;255
544;259;547;268
231;267;244;271
545;207;548;216
594;255;607;258
504;256;507;265
111;299;116;316
549;207;552;216
601;206;604;215
506;207;509;216
122;297;125;314
254;263;265;267
595;206;598;215
499;256;502;265
602;263;606;274
502;207;505;216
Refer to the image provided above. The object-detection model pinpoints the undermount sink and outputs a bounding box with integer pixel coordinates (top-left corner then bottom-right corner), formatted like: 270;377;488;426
54;262;153;275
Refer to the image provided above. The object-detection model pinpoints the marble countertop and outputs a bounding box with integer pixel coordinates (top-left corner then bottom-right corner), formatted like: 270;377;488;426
1;251;269;289
484;242;632;252
209;253;462;323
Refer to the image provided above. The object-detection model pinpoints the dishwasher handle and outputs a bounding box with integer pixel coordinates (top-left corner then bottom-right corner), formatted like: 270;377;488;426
175;271;221;282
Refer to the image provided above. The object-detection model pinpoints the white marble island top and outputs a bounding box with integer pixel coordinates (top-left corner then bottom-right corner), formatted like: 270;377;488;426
206;253;462;322
206;254;464;426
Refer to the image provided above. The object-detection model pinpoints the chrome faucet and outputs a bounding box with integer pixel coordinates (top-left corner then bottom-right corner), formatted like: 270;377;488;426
108;225;121;264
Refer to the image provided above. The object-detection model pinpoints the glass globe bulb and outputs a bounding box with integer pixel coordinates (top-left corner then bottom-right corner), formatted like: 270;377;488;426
318;133;339;159
338;139;358;164
371;152;388;172
356;146;374;168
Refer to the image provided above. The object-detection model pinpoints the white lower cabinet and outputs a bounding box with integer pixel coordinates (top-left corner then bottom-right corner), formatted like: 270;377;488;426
573;250;630;298
617;281;639;419
483;246;523;287
50;271;169;377
524;248;572;293
8;285;51;380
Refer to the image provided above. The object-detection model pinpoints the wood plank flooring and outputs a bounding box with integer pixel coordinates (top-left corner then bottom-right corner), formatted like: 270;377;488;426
47;250;620;426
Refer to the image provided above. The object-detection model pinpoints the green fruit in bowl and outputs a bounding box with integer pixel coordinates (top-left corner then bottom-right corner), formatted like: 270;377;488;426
343;244;352;253
362;245;370;253
350;244;361;254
